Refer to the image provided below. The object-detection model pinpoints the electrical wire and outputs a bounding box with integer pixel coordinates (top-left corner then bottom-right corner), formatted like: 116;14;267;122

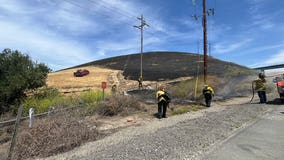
87;0;137;20
61;0;136;27
49;0;205;50
208;0;217;57
60;0;163;39
87;0;169;37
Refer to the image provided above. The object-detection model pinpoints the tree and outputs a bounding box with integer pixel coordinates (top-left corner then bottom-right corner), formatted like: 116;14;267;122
0;49;51;114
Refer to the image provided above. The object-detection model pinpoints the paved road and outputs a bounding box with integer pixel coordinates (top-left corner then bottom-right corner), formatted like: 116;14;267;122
202;104;284;160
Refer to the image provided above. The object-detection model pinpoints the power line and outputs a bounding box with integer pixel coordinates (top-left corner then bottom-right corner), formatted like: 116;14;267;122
87;0;137;20
88;1;163;34
88;0;165;36
208;0;217;57
86;0;165;36
61;0;135;27
50;0;200;51
58;0;172;41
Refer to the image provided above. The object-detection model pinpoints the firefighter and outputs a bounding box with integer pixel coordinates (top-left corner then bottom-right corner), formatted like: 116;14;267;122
202;84;214;107
138;76;143;90
156;86;170;119
253;73;267;103
111;82;117;94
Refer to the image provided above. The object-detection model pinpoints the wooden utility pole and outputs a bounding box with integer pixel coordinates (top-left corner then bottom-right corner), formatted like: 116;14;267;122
193;0;214;84
134;15;149;86
202;0;208;84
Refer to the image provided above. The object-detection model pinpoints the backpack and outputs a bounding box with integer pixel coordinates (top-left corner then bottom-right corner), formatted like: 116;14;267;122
162;93;171;103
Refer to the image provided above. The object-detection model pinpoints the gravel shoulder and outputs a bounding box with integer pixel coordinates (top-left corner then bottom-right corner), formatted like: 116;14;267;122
40;96;274;160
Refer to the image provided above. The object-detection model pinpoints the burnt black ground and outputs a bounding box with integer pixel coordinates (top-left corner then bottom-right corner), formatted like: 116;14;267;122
70;51;254;81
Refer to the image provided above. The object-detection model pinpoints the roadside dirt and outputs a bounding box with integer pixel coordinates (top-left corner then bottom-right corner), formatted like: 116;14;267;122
91;96;253;132
41;94;273;160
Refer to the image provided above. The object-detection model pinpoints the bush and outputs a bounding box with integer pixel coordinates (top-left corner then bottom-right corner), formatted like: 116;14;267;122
168;78;205;100
96;95;146;116
0;49;50;114
23;88;68;115
169;80;194;98
22;89;104;116
32;87;60;99
13;111;99;160
23;96;68;115
79;90;104;107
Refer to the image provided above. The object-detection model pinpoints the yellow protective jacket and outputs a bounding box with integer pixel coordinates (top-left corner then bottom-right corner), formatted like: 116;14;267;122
156;90;166;103
203;86;214;95
254;78;266;91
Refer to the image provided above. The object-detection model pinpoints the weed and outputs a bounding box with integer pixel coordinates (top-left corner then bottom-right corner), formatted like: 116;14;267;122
22;89;104;116
23;95;70;116
169;80;195;99
79;90;104;107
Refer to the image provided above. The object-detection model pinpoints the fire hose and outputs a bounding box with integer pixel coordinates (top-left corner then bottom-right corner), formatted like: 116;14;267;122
213;81;256;107
249;81;255;103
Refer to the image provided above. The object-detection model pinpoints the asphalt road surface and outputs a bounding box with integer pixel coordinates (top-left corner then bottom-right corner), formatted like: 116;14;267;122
202;104;284;160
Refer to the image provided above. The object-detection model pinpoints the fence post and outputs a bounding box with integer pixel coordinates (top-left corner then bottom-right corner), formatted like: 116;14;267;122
7;105;23;160
29;108;34;128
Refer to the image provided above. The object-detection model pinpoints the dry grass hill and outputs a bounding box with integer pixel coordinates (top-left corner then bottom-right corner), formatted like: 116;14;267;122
46;51;258;97
48;51;255;95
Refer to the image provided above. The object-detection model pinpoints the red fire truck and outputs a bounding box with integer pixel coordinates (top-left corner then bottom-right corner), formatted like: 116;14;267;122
274;76;284;102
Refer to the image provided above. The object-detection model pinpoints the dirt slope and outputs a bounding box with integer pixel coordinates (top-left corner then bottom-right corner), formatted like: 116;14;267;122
42;96;275;160
47;66;121;93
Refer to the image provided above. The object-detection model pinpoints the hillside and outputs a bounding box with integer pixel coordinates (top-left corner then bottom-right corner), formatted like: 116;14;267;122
47;66;119;94
71;51;253;81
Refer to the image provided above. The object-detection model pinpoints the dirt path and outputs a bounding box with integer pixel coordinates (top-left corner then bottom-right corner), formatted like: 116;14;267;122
41;95;272;160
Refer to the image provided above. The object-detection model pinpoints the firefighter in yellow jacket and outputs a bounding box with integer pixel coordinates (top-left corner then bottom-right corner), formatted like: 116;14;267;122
202;84;214;107
156;86;170;119
253;73;266;103
111;82;117;94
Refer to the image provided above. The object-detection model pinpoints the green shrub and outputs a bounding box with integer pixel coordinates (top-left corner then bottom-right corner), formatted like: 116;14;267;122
23;88;72;115
23;95;69;115
22;90;104;116
33;87;60;99
169;78;203;100
79;90;104;107
169;80;193;98
0;49;50;114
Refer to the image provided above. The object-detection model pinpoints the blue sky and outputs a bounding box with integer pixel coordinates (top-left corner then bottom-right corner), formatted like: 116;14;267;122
1;0;284;71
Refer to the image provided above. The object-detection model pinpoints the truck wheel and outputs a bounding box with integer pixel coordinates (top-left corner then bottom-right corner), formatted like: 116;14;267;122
280;94;284;103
